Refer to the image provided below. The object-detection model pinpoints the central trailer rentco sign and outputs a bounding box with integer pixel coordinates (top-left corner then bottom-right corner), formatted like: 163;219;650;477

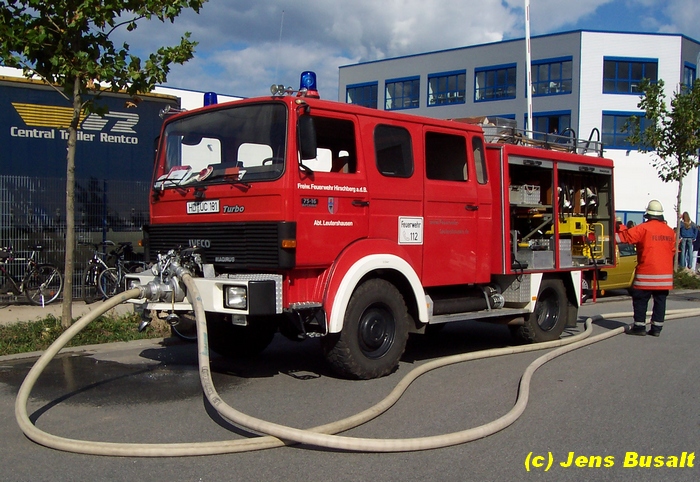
10;102;140;144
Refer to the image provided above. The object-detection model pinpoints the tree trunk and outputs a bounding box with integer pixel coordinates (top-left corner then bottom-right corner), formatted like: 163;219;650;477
674;177;683;272
61;79;81;328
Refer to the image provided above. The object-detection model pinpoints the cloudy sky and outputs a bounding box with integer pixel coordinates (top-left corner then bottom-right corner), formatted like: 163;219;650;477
121;0;700;100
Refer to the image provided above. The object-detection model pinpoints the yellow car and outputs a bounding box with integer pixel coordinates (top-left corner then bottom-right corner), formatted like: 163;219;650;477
583;243;637;298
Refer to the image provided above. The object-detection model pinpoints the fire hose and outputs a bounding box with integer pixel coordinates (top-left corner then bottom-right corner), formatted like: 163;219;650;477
15;274;700;456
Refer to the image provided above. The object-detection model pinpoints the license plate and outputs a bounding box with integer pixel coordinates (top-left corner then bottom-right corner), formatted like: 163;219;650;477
187;200;220;214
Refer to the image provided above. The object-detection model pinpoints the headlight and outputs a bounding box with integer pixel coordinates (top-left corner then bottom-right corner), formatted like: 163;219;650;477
225;286;247;310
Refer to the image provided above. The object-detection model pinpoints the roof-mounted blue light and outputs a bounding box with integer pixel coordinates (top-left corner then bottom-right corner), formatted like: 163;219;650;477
203;92;218;106
299;71;319;98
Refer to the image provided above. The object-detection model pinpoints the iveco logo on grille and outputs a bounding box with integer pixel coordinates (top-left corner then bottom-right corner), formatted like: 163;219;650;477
189;239;211;248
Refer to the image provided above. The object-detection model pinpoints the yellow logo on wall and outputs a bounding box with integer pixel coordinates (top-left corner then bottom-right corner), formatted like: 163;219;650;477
11;102;87;128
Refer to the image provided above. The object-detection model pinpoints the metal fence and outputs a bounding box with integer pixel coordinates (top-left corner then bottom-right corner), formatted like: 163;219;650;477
0;175;149;300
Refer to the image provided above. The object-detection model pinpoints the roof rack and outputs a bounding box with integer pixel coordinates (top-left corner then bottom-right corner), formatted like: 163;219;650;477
451;116;604;157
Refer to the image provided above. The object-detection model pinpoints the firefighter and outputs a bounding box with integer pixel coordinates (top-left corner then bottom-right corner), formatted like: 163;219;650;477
616;200;676;336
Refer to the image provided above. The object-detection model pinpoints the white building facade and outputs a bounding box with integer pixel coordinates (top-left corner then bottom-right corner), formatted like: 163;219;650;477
338;30;700;226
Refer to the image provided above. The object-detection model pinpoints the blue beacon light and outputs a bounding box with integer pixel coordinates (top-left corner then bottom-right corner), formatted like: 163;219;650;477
203;92;218;106
299;71;319;98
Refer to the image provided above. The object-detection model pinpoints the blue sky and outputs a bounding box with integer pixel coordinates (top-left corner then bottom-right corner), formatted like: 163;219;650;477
121;0;700;99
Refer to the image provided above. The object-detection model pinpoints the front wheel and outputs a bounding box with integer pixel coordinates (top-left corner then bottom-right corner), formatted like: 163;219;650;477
322;279;409;379
98;267;120;298
83;265;102;303
25;264;63;305
513;278;569;343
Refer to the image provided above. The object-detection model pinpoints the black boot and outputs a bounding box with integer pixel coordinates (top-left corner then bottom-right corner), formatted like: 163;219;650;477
648;325;662;337
627;324;647;336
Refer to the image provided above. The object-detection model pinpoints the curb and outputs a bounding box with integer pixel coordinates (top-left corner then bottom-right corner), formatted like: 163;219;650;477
0;336;185;362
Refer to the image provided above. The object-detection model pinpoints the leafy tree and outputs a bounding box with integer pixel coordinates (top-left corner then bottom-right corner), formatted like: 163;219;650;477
626;78;700;270
0;0;206;327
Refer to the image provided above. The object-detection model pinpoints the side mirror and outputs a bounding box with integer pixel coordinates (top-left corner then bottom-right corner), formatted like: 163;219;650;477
298;116;317;161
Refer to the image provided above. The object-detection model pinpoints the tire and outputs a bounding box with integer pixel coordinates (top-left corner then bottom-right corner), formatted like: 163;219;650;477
25;264;63;305
206;314;277;358
321;279;409;380
98;267;120;298
171;312;198;342
83;265;102;303
513;278;568;343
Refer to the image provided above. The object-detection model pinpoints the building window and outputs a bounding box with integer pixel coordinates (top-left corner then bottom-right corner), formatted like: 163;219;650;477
526;111;571;142
602;111;652;149
428;71;466;106
684;62;697;90
346;82;378;108
374;124;414;177
531;57;572;96
603;57;658;94
385;77;420;110
475;64;517;102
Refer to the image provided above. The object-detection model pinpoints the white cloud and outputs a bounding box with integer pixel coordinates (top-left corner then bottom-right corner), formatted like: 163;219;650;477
112;0;700;99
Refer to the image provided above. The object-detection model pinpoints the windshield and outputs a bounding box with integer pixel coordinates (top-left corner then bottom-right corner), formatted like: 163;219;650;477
155;103;287;189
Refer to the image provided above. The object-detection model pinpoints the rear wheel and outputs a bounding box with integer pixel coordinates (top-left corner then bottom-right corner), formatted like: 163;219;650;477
206;314;277;358
513;278;568;343
25;264;63;305
98;267;120;298
322;279;409;379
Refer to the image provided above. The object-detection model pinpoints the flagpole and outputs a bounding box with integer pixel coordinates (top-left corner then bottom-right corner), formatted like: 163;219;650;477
525;0;533;138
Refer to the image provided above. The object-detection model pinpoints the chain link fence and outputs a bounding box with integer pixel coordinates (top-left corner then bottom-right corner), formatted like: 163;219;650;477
0;175;149;300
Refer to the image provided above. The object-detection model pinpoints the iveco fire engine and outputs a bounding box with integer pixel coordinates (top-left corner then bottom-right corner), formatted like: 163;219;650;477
127;72;615;379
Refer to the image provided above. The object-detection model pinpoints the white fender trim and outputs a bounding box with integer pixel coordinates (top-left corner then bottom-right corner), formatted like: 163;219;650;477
328;254;428;333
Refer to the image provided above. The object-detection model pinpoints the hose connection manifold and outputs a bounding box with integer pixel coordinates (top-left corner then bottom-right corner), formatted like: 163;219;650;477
132;248;202;331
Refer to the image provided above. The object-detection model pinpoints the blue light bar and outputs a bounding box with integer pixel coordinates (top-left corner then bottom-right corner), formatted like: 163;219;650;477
203;92;218;106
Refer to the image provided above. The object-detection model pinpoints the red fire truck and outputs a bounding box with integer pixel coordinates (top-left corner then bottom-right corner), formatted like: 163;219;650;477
128;72;615;379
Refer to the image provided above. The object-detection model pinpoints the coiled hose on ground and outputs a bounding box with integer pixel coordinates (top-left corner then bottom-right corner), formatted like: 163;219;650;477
15;278;700;456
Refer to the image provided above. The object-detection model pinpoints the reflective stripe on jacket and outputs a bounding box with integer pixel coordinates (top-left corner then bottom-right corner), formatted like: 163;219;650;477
617;219;675;290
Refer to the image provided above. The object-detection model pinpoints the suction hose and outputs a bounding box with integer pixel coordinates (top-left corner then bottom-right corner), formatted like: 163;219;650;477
15;281;700;456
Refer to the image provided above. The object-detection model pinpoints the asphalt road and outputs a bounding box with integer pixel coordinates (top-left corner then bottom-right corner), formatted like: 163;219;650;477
0;293;699;482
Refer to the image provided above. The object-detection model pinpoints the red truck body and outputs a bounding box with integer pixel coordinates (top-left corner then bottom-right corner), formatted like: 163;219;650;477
128;83;615;379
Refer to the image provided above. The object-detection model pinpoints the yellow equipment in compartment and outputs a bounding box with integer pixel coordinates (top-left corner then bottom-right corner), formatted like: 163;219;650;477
551;216;606;260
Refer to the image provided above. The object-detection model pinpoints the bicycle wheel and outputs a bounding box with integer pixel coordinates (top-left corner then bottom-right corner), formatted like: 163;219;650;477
83;265;102;303
98;267;120;298
25;264;63;306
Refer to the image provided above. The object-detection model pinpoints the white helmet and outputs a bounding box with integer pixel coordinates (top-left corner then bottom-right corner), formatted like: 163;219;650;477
644;199;664;218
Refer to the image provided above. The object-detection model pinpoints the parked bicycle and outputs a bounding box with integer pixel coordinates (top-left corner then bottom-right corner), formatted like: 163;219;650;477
0;245;63;306
80;240;116;304
97;242;146;299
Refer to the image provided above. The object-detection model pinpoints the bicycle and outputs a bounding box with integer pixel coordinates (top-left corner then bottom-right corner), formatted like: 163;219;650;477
97;242;146;299
0;245;63;306
80;240;116;304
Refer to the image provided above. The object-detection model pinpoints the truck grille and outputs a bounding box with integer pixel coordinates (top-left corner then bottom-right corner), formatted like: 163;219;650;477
145;222;295;270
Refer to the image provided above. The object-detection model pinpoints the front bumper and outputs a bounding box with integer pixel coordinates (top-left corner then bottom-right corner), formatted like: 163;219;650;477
124;272;283;316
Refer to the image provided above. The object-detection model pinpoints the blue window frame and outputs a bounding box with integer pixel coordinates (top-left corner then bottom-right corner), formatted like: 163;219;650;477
385;77;420;110
346;82;378;108
602;111;653;149
603;57;658;94
525;111;571;141
475;64;517;102
531;57;572;96
684;62;697;90
428;70;466;106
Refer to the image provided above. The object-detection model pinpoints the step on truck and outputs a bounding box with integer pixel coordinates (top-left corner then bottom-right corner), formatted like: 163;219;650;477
127;72;615;379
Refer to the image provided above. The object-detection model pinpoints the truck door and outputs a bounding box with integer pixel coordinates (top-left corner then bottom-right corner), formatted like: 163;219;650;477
294;113;369;267
422;128;481;287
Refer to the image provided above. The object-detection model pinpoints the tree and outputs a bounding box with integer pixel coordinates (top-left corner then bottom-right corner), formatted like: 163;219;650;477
0;0;206;327
626;78;700;270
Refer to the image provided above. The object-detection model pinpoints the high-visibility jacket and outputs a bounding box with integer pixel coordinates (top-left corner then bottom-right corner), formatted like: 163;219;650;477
617;219;675;290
